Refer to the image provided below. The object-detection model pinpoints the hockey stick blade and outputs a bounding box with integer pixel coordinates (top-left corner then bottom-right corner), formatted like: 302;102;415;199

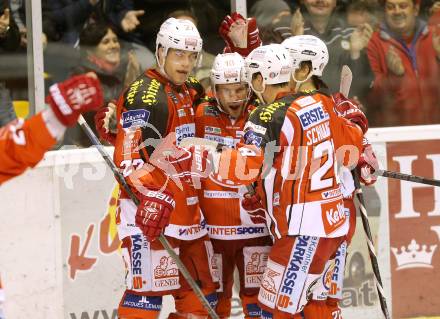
375;169;440;187
78;117;220;319
340;65;352;97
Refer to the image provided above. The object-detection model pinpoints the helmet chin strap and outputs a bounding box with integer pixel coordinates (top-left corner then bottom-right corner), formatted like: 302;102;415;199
291;69;313;93
155;46;170;80
250;81;266;105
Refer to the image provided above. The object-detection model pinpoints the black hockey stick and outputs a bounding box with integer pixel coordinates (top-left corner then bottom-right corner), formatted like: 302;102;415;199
375;169;440;187
77;116;219;319
353;171;391;319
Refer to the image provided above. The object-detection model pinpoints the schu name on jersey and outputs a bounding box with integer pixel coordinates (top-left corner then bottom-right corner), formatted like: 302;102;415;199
296;102;329;130
306;121;330;145
122;109;150;129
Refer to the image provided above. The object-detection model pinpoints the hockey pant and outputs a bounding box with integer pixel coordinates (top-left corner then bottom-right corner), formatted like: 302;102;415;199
257;235;345;319
317;197;356;319
118;234;218;319
210;236;272;318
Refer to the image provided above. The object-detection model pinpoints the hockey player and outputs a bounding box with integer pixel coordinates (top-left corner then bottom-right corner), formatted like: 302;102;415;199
112;18;218;319
281;35;378;319
171;43;366;318
0;73;103;184
194;52;272;318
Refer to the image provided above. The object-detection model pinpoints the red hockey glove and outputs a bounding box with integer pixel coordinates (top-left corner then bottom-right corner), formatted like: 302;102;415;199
357;138;379;186
332;92;368;134
242;192;267;224
135;188;176;242
46;73;104;127
219;12;262;57
94;101;117;145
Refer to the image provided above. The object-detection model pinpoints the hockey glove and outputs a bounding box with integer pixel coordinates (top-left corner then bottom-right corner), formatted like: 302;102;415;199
46;73;103;127
242;192;267;224
219;12;262;57
332;92;368;134
94;101;117;145
135;188;176;242
357;138;379;186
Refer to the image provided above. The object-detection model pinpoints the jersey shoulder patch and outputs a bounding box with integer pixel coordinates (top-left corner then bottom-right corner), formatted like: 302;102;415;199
124;73;166;110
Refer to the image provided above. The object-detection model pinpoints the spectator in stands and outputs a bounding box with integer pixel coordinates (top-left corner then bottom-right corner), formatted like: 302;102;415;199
64;21;141;147
346;0;380;27
0;1;20;126
0;1;19;51
249;0;292;43
42;0;101;46
103;1;156;71
367;0;440;126
272;0;374;103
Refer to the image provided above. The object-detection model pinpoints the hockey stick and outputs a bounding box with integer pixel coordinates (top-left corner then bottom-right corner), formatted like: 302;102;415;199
375;169;440;187
77;116;219;319
339;65;352;97
340;66;391;318
353;171;391;319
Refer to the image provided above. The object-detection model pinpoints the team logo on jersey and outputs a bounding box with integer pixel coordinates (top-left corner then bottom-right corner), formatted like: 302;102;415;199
244;122;267;135
205;126;222;135
273;192;280;206
259;102;285;122
244;246;271;288
258;259;284;308
142;78;161;105
175;123;195;144
121;293;162;310
322;201;346;235
244;130;263;147
122;110;150;129
130;234;148;289
177;109;186;117
126;79;144;105
296;102;329;130
151;250;180;291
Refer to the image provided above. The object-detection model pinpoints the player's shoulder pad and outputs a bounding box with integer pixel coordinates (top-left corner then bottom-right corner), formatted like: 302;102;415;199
123;73;166;110
250;99;290;124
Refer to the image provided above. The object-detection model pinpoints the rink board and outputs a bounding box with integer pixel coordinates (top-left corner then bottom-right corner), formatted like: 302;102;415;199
0;125;440;319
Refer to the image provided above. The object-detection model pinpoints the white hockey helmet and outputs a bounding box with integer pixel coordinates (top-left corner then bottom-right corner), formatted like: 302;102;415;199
281;35;329;77
210;53;250;113
155;18;203;72
210;52;247;86
244;44;292;101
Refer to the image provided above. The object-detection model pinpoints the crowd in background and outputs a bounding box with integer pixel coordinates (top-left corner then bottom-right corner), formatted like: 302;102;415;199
0;0;439;146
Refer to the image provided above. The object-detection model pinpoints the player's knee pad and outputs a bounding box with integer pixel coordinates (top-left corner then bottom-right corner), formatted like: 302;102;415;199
121;234;180;293
258;236;321;315
118;292;162;319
